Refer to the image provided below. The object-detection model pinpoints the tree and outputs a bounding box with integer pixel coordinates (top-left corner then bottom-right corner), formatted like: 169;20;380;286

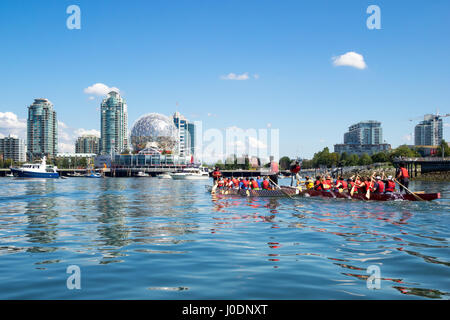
359;153;373;165
279;156;291;170
389;145;420;161
371;152;388;163
437;139;450;157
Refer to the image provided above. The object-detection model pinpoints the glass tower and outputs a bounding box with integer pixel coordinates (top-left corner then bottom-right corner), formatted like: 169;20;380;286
173;112;195;157
414;115;443;146
100;91;129;155
75;135;100;154
27;98;58;160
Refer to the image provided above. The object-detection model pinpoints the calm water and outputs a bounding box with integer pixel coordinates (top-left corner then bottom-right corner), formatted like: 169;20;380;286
0;177;449;299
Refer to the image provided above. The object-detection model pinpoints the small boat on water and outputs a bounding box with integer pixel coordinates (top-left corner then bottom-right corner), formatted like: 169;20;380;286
157;173;173;179
10;156;59;178
67;172;84;177
136;171;150;177
170;167;210;180
5;173;14;177
207;185;440;201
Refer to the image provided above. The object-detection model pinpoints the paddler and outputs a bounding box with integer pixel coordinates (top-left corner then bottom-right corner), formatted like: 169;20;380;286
314;176;323;191
396;162;409;193
335;176;347;192
384;176;396;193
262;177;270;190
256;176;263;189
217;178;224;188
305;176;314;189
250;178;259;190
322;177;332;191
372;176;384;194
232;176;239;189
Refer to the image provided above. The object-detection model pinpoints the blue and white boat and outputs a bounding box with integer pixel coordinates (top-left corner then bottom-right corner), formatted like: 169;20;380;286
10;156;60;178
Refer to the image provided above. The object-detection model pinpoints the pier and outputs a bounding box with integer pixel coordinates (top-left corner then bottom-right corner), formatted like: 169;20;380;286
393;157;450;177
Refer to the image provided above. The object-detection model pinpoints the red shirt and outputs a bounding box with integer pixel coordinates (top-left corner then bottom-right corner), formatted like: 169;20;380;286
262;180;270;190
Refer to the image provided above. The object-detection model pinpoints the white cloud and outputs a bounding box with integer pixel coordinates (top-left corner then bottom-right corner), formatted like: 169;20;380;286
0;112;27;139
220;72;250;80
253;74;260;79
84;83;120;96
88;96;95;100
59;142;74;153
332;51;367;70
402;134;412;142
74;128;100;137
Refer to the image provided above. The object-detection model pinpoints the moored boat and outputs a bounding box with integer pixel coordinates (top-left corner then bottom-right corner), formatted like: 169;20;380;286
10;156;59;178
170;167;210;180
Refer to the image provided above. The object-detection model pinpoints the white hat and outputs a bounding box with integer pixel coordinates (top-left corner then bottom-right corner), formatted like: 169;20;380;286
376;176;381;180
388;175;393;180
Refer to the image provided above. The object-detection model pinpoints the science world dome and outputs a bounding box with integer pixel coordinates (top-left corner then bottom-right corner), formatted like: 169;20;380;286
130;113;179;153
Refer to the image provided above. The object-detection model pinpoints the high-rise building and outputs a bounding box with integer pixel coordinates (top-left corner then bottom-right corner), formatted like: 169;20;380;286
334;120;390;155
27;98;58;160
100;91;128;155
173;112;196;156
75;135;100;154
343;121;383;145
414;114;443;146
0;134;26;163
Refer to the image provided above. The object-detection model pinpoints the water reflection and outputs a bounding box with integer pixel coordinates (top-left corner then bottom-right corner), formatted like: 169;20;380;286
24;180;59;253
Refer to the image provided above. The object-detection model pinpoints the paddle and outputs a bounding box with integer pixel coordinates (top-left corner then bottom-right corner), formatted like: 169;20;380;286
211;183;218;194
350;175;360;196
393;178;424;201
366;172;376;199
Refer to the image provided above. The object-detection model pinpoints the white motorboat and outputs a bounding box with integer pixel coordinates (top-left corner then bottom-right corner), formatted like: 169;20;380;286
10;156;59;178
136;171;150;177
169;167;210;180
157;173;173;179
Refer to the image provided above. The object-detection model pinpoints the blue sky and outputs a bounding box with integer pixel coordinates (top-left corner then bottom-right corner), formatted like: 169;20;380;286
0;0;449;159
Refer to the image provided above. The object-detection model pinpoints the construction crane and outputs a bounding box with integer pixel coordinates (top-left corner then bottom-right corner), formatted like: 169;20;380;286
409;112;450;122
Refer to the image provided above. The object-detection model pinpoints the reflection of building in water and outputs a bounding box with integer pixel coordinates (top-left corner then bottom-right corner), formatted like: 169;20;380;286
94;179;200;263
24;180;59;251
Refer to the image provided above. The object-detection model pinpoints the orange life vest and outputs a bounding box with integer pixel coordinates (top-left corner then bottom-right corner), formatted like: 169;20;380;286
262;180;270;190
385;180;396;192
400;167;409;179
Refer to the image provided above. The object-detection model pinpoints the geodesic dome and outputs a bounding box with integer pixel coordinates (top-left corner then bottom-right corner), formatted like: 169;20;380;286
130;113;179;153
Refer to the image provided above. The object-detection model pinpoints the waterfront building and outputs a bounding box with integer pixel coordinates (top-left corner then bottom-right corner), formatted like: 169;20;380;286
0;134;26;163
100;91;129;155
173;112;195;156
27;98;58;160
414;114;443;146
334;120;391;155
75;135;100;154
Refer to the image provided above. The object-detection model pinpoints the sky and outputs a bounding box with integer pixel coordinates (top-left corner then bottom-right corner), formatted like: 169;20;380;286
0;0;449;161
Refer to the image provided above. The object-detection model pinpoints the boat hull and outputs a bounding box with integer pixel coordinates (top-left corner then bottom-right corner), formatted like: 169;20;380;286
207;186;300;197
207;185;440;201
303;189;440;201
11;168;59;179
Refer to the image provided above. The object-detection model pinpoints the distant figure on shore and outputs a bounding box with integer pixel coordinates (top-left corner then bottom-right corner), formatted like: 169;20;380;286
396;162;409;193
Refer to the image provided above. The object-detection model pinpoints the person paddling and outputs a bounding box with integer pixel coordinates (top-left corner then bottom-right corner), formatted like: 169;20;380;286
385;176;396;193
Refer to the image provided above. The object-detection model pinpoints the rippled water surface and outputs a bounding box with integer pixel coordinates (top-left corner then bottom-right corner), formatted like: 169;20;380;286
0;177;449;299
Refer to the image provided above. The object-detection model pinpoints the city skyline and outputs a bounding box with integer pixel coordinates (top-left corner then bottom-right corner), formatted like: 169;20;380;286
0;1;449;159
